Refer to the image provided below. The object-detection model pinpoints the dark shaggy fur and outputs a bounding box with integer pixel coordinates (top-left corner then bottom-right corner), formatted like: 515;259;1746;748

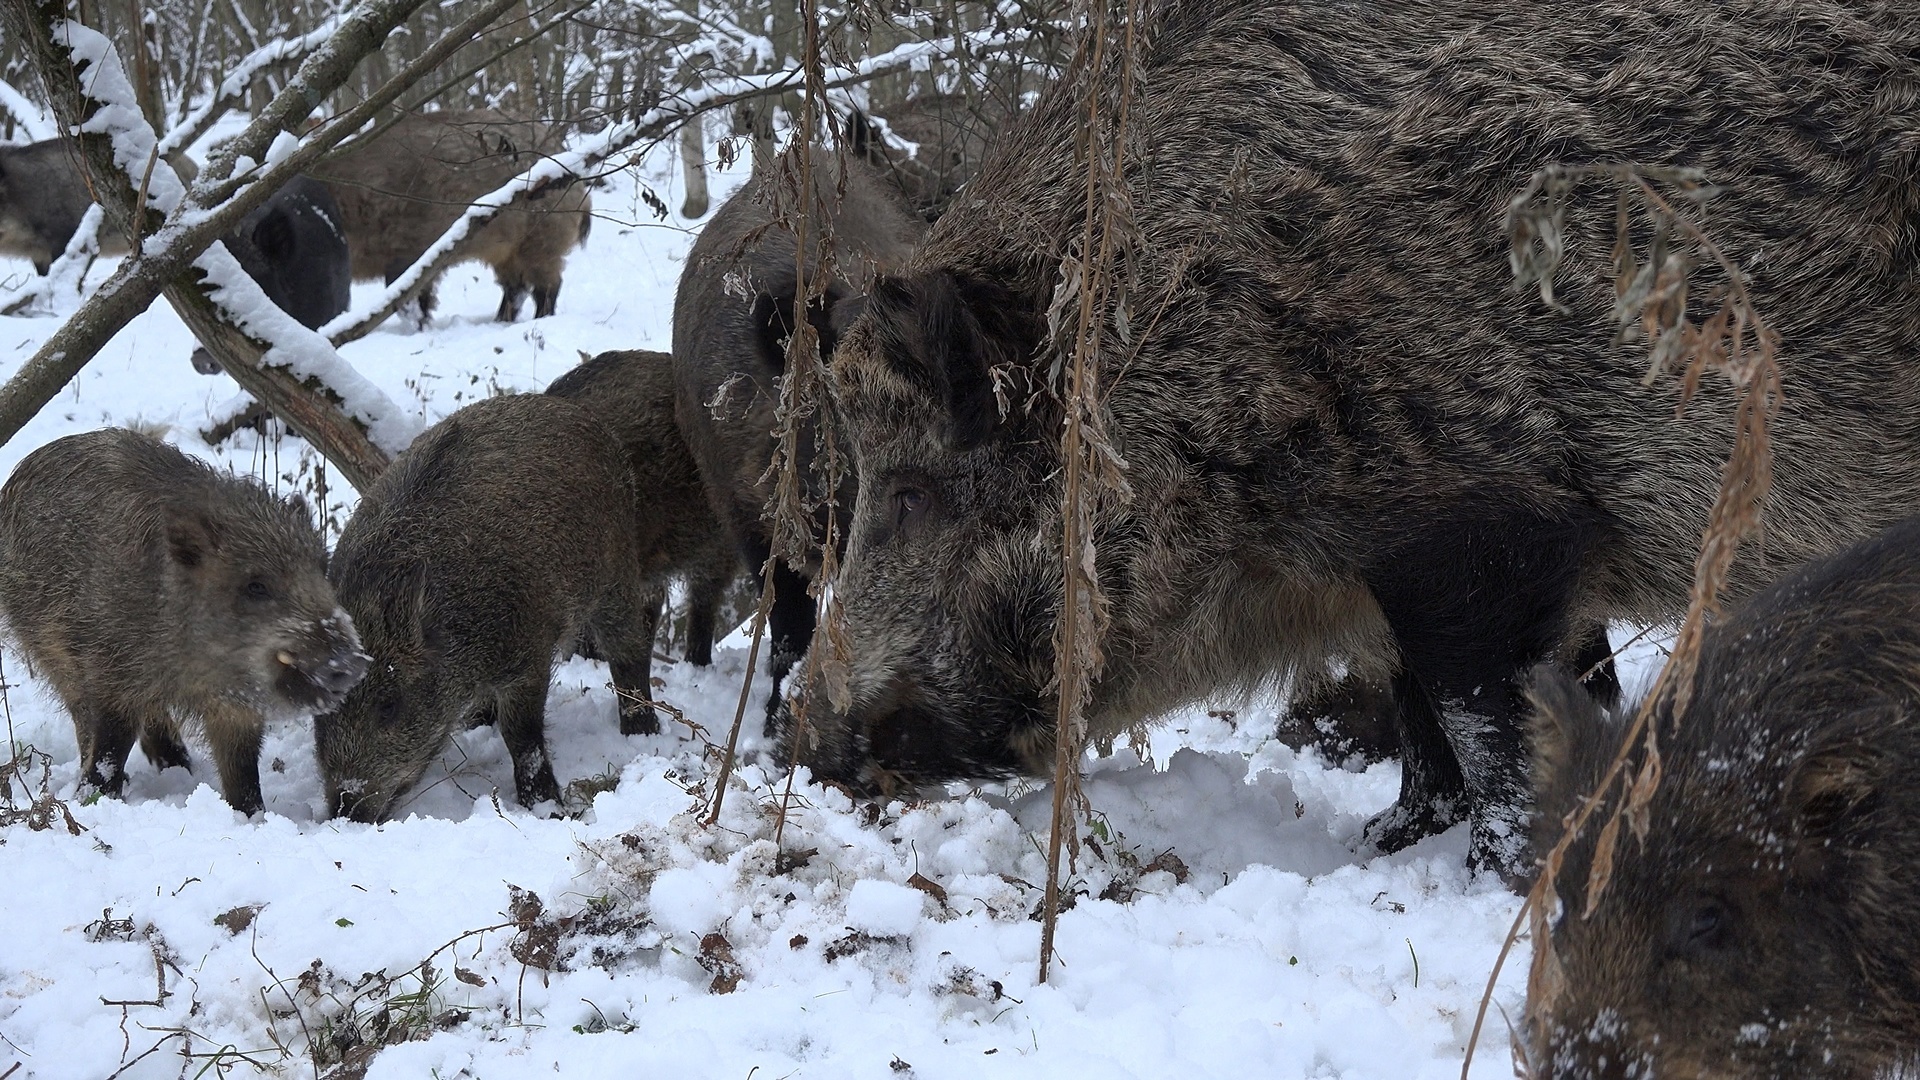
310;110;590;323
191;175;353;374
671;153;924;709
545;348;739;677
0;139;198;273
1527;515;1920;1079
0;429;365;815
314;394;655;823
785;0;1920;878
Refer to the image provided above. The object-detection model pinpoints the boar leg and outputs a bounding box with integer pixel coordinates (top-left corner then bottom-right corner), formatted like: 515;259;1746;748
684;568;731;668
495;676;562;809
495;278;528;322
531;281;561;319
137;717;193;773
202;702;266;816
1363;511;1598;882
74;699;141;798
595;579;664;736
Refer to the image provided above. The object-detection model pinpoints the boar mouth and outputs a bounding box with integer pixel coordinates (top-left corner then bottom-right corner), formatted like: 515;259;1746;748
787;681;1049;791
273;644;371;711
330;783;393;824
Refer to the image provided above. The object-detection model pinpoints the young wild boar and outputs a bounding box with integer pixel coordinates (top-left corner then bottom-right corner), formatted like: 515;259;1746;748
781;0;1920;879
0;429;366;815
190;175;353;375
0;138;197;272
544;349;739;668
1525;515;1920;1079
315;394;657;823
672;152;923;709
310;109;591;324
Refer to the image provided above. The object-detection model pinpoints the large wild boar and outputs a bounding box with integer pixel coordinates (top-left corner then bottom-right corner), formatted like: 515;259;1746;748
671;154;923;706
0;429;366;815
315;394;657;823
545;348;739;669
1525;515;1920;1079
781;0;1920;878
310;110;591;323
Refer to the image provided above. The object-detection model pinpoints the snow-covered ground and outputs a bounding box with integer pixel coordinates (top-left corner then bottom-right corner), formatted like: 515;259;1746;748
0;134;1673;1080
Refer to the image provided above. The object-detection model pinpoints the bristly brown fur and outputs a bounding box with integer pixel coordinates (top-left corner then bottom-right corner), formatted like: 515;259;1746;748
310;110;591;323
545;348;739;675
0;428;365;815
315;394;657;822
787;0;1920;878
1527;515;1920;1079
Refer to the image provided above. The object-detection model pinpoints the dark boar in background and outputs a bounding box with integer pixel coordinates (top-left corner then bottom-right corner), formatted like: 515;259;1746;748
315;394;657;823
0;138;196;272
0;429;366;815
672;153;923;709
311;109;591;323
190;175;352;374
785;0;1920;878
1526;514;1920;1079
545;348;739;667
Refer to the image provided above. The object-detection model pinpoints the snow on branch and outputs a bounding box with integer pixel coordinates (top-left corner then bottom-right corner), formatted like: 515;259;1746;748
157;13;348;158
51;19;416;453
0;77;55;141
325;23;1035;343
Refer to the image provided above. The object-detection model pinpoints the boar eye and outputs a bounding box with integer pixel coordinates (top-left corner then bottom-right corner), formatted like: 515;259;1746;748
1669;897;1731;955
891;487;930;535
243;579;273;601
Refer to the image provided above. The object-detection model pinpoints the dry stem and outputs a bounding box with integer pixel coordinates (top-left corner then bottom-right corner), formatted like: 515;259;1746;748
1461;163;1781;1078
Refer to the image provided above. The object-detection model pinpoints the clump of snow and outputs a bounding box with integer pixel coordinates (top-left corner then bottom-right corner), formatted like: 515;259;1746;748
845;879;928;936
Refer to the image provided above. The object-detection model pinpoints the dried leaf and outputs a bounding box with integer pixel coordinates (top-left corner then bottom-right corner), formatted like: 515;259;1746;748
213;904;261;936
1581;811;1624;920
906;872;949;908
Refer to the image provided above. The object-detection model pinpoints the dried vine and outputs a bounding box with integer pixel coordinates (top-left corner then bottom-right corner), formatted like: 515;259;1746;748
1461;163;1782;1078
1036;0;1139;985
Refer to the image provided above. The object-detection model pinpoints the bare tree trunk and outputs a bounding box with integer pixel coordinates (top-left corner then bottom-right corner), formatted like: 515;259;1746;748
678;113;708;219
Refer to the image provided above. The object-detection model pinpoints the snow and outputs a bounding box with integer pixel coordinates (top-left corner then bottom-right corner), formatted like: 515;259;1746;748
0;131;1674;1079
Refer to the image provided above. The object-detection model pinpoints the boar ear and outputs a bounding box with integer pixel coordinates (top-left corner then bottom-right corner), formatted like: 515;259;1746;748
1790;709;1899;840
1524;663;1616;852
870;269;1037;451
252;209;296;261
400;562;445;660
165;511;221;568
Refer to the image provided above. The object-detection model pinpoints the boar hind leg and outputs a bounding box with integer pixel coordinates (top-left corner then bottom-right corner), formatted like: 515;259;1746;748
596;581;664;737
495;277;528;322
74;699;142;799
202;702;266;816
684;567;732;668
531;280;561;319
138;717;193;773
1364;510;1601;883
494;676;562;810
